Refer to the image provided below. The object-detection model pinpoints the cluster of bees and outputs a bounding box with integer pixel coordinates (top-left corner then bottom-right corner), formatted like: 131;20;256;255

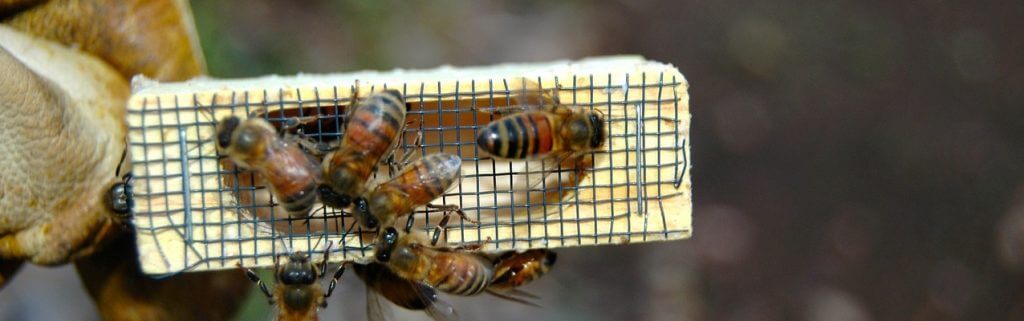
211;80;606;320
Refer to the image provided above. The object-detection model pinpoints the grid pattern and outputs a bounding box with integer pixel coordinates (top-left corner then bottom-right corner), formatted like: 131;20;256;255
127;59;691;275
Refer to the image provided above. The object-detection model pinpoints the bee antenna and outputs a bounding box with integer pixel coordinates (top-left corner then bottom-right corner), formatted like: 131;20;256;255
115;137;129;178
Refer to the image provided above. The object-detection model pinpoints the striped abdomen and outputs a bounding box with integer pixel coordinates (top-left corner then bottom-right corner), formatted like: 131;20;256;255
489;249;556;290
423;250;494;296
262;142;318;217
476;111;559;159
323;90;406;198
365;153;462;226
339;90;406;159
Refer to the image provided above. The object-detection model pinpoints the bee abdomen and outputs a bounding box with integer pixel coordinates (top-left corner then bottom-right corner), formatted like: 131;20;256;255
279;182;317;217
433;254;493;296
341;91;406;159
476;112;554;159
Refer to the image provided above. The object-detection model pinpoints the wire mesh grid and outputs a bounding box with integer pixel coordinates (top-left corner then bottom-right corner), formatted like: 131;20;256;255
126;57;691;275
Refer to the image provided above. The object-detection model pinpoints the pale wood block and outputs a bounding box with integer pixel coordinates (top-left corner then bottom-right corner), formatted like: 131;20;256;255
127;55;692;275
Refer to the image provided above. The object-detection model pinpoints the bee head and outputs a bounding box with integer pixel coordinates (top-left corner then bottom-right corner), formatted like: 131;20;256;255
216;116;240;150
278;253;317;285
588;112;605;149
375;227;400;262
107;173;134;223
353;197;380;230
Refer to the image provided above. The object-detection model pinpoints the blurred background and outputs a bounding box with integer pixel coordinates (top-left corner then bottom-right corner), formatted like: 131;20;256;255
2;0;1023;320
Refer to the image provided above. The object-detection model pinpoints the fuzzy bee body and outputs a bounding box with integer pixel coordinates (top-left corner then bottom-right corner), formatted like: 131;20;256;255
240;251;341;321
376;227;494;297
477;108;604;160
489;249;556;291
216;116;318;218
476;79;605;161
353;153;462;229
320;90;407;209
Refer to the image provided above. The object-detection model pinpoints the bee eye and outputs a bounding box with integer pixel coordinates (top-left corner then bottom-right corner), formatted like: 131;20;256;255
589;113;604;148
355;197;379;229
217;116;240;149
280;267;315;285
108;183;129;214
375;227;399;262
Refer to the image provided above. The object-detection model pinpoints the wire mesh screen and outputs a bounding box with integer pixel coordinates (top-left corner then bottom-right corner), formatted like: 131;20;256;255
126;56;692;275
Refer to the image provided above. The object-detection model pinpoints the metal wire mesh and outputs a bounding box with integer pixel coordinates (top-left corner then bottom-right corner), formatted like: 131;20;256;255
127;58;691;275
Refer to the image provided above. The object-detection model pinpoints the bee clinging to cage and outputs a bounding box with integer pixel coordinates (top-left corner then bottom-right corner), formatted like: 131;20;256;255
374;225;495;297
106;143;134;226
319;89;408;210
476;78;606;162
238;244;345;321
351;153;473;230
484;249;557;305
216;116;320;218
489;249;556;290
353;262;459;321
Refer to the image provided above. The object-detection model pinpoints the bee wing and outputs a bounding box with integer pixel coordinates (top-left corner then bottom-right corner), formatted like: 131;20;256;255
366;283;396;321
264;305;281;321
485;288;542;308
383;269;459;321
360;262;459;321
477;77;556;115
517;152;593;205
422;297;459;321
382;154;462;207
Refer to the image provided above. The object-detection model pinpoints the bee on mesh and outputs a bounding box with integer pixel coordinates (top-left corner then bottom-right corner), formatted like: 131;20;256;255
476;78;606;163
215;114;320;218
318;88;408;213
237;243;345;321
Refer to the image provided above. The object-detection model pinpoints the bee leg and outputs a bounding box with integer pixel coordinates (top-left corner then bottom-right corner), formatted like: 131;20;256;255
403;214;417;233
281;114;321;133
426;204;478;224
386;123;422;176
452;236;492;251
292;134;329;157
237;263;274;304
345;80;362;120
318;240;334;276
430;216;448;247
428;210;461;247
324;262;347;299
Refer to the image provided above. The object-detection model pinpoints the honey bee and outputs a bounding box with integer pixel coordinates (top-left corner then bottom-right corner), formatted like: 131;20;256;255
319;89;407;210
482;249;557;306
489;249;557;291
476;79;606;161
351;153;470;230
353;262;458;321
238;245;345;321
216;116;319;218
374;226;494;297
106;144;134;226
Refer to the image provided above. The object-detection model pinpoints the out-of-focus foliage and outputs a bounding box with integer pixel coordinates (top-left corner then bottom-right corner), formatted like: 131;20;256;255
4;0;1020;320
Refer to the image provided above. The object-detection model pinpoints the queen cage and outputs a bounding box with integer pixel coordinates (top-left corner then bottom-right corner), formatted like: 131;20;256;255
125;56;692;275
